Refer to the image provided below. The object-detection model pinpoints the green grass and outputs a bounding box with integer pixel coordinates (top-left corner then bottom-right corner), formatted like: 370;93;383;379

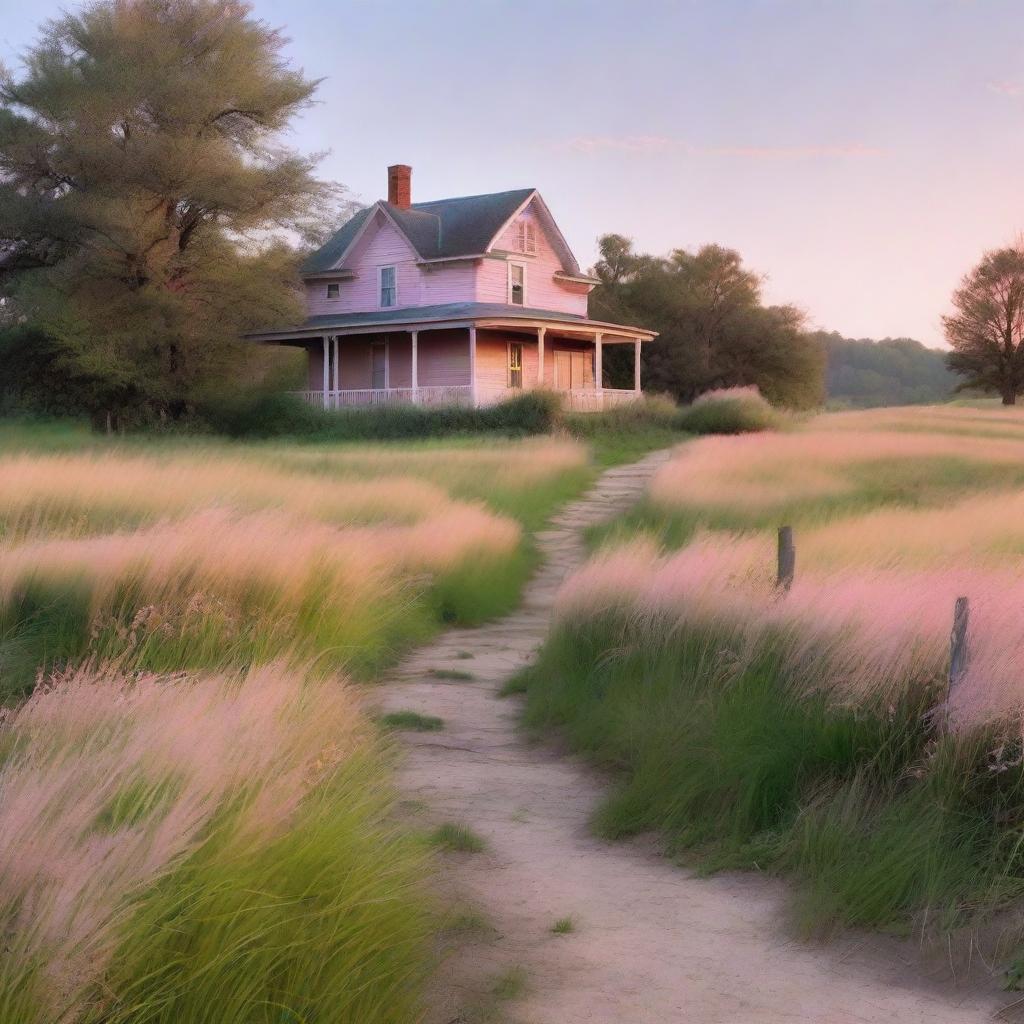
82;752;433;1024
551;916;575;934
518;613;1024;944
490;966;529;1001
429;823;487;853
381;710;444;731
429;667;476;681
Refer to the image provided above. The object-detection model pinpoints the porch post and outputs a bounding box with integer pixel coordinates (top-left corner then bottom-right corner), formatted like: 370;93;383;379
321;336;329;410
595;332;603;395
537;326;546;386
634;337;642;394
469;324;478;407
411;330;419;402
332;335;339;408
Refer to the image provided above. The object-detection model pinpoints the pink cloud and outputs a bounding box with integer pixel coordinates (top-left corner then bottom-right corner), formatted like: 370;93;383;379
988;80;1022;97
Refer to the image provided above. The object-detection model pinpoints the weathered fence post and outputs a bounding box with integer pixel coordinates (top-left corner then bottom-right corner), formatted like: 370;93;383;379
776;526;795;592
948;595;970;702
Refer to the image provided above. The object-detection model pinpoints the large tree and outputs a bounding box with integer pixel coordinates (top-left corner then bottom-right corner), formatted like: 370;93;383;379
0;0;335;422
943;245;1024;405
591;234;824;408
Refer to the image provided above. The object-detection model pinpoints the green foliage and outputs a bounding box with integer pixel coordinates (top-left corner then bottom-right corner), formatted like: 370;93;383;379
429;823;487;853
520;615;1024;938
590;235;825;409
381;711;444;732
86;753;432;1024
0;0;337;422
944;244;1024;405
205;390;562;440
675;388;781;434
816;331;955;408
551;917;575;934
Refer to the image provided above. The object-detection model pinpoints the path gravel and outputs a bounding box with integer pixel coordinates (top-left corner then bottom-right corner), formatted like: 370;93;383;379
377;449;1007;1024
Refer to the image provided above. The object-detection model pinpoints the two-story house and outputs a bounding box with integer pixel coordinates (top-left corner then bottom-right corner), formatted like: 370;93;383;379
249;165;656;410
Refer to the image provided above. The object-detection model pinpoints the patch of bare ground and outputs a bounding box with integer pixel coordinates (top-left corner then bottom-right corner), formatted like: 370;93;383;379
375;449;1013;1024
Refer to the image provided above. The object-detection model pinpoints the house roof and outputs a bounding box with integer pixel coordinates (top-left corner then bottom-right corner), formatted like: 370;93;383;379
301;188;540;274
246;302;656;342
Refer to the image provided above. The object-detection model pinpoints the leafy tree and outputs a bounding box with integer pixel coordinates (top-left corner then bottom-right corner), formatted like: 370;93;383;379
0;0;337;422
815;332;954;408
591;235;824;409
943;244;1024;405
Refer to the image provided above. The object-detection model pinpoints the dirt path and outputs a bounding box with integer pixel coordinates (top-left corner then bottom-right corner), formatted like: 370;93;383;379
377;450;1006;1024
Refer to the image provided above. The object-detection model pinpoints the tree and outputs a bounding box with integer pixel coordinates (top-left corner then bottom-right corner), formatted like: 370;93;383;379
0;0;337;422
590;235;825;408
815;332;954;408
944;244;1024;405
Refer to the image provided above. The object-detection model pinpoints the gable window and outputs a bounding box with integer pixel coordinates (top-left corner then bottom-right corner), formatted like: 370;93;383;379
515;219;537;254
508;343;523;388
326;282;340;299
509;263;526;306
379;265;397;308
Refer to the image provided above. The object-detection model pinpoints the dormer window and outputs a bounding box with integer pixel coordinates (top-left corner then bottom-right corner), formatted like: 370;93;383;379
326;282;339;299
379;266;397;308
515;220;537;254
509;263;526;306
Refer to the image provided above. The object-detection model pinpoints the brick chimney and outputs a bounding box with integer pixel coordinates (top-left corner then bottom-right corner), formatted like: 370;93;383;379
387;164;412;209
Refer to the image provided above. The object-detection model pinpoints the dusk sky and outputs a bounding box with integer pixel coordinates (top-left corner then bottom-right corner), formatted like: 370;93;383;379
3;0;1022;346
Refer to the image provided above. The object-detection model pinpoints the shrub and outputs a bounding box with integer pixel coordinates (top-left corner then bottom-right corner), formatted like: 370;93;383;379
676;386;780;434
205;390;561;440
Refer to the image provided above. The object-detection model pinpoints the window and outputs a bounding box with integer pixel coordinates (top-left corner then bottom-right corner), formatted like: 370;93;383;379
326;282;339;299
509;263;525;306
508;343;523;388
515;219;537;254
379;266;397;308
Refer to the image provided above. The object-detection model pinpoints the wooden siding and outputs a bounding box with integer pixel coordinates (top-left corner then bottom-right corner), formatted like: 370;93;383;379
417;329;471;387
306;209;481;315
477;198;589;315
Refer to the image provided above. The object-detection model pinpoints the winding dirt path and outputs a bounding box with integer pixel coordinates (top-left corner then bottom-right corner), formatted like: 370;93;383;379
378;450;1006;1023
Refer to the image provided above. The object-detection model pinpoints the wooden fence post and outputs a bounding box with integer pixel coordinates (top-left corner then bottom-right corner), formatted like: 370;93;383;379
948;595;970;701
777;526;795;592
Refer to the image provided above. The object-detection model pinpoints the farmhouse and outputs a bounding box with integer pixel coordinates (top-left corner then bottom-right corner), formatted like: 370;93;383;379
249;165;656;410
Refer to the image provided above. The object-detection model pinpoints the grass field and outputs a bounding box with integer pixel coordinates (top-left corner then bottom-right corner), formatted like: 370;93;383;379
0;420;601;1024
519;403;1024;970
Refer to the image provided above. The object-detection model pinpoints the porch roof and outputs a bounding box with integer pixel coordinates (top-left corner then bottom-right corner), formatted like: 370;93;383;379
246;302;656;344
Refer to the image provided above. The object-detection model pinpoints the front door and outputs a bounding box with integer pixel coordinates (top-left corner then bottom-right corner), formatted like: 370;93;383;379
371;341;387;389
554;350;591;390
508;343;523;388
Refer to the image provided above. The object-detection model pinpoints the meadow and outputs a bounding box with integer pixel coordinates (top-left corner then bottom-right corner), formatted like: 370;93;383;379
0;422;595;1023
518;402;1024;970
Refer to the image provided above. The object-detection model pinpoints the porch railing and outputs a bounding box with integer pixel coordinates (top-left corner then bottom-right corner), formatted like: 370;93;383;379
293;386;474;409
291;386;641;412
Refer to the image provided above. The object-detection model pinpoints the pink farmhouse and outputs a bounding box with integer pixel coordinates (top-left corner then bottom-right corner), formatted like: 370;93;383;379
250;165;656;410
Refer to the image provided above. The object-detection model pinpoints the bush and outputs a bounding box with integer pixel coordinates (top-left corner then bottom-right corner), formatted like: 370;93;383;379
204;390;561;440
675;386;780;435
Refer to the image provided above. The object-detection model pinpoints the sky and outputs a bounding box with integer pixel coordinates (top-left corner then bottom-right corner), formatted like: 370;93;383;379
2;0;1023;347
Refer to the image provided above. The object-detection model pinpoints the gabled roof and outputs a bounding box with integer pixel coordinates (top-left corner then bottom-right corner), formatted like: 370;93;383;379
302;188;564;274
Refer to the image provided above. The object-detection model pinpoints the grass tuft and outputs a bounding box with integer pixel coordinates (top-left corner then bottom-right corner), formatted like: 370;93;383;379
430;822;487;853
381;710;444;731
551;916;575;934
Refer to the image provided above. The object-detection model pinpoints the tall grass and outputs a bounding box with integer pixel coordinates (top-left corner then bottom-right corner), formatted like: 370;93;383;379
522;404;1024;960
0;661;431;1023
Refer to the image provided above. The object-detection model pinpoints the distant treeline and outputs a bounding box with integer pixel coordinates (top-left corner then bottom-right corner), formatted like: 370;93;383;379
813;331;955;408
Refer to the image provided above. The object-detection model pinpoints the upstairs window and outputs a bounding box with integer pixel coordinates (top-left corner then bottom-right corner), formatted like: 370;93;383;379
326;282;340;299
509;263;525;306
515;219;537;254
379;265;397;308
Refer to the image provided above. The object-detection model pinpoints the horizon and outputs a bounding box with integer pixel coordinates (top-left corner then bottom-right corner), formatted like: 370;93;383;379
4;0;1022;349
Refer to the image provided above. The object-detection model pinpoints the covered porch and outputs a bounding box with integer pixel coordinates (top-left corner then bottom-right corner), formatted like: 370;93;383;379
249;307;654;412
